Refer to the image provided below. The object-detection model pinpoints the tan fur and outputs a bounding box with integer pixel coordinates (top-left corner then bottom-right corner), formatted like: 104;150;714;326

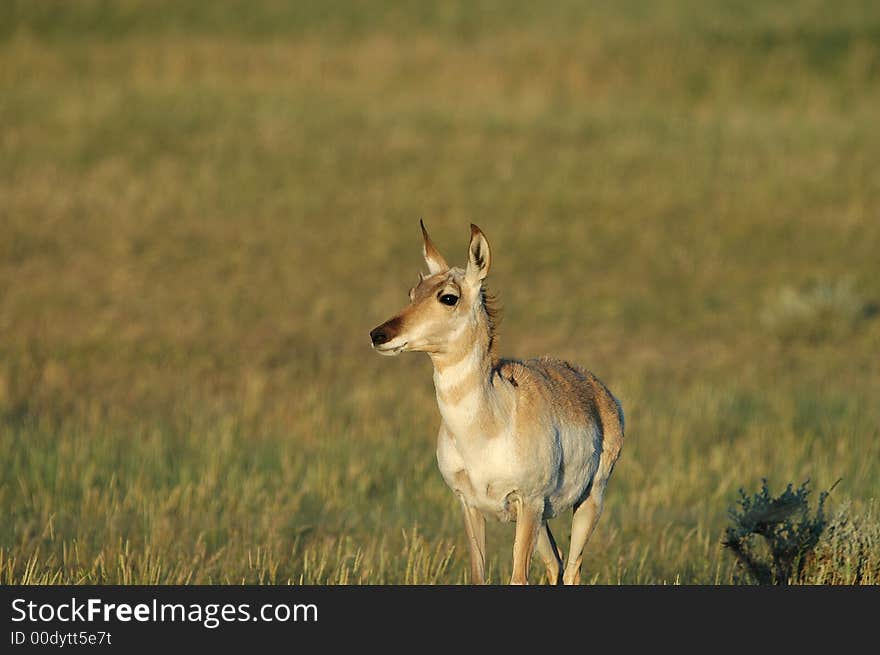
495;357;623;470
370;223;624;585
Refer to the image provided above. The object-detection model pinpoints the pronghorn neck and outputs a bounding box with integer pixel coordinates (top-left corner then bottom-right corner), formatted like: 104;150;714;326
429;312;497;435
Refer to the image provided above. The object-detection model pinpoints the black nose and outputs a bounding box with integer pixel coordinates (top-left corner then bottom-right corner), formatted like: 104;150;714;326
370;327;389;346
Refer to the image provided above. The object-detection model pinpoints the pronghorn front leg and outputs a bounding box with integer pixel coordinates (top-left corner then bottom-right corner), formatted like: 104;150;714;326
510;496;542;585
458;496;486;584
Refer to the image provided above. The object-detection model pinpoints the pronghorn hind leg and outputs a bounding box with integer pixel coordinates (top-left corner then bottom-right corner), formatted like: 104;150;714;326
458;496;486;584
510;497;542;585
562;489;605;585
536;522;563;585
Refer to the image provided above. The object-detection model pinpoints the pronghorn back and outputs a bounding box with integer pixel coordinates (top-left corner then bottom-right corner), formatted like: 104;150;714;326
493;356;623;509
496;356;624;457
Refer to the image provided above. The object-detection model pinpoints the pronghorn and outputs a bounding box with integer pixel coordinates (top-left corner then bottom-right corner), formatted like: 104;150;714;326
370;222;624;585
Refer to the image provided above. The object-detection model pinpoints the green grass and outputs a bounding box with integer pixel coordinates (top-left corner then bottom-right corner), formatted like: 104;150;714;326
1;1;879;584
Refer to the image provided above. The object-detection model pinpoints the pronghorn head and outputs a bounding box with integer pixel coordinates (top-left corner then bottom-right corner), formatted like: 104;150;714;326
370;221;492;356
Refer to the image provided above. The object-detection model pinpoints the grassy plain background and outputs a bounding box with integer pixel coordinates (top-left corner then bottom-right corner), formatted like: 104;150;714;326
2;0;879;583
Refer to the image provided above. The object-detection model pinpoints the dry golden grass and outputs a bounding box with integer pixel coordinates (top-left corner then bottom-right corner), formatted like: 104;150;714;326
1;1;879;583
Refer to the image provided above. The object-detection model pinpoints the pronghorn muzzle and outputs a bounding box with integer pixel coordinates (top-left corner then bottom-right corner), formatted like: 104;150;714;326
370;325;390;346
370;317;405;353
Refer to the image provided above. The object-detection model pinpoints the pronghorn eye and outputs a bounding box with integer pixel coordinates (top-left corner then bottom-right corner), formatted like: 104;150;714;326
439;293;458;306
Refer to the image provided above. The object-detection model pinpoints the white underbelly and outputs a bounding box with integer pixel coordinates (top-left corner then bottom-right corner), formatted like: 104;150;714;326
435;423;599;521
436;429;516;518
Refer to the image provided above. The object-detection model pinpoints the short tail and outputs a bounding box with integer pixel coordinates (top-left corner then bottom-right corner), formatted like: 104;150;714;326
613;395;625;434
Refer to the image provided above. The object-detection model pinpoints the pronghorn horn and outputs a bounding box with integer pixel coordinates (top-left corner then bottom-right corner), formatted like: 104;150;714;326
420;219;449;275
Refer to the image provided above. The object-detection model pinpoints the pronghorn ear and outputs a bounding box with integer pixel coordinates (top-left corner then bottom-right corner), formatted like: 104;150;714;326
420;220;449;275
465;223;491;284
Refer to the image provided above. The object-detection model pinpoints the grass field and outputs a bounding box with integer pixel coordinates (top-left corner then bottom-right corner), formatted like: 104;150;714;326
2;1;879;584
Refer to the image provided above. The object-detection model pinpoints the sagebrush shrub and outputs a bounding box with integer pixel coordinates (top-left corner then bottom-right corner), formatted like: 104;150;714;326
723;479;832;585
